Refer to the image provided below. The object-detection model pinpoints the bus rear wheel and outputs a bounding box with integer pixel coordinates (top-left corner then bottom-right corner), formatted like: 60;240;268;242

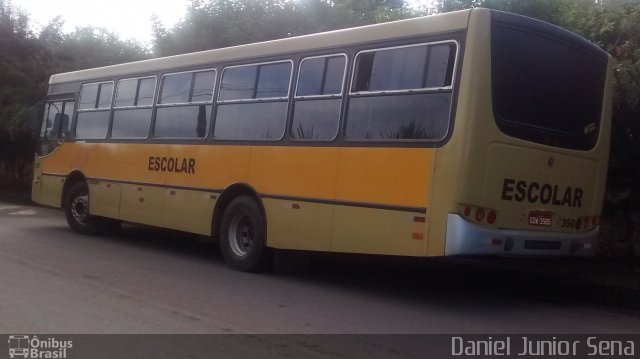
64;182;101;235
219;196;271;272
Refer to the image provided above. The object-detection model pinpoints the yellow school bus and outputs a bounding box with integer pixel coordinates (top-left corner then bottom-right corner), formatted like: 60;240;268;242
32;8;612;271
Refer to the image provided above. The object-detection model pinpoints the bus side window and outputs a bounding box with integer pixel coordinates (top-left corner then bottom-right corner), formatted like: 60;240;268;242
292;54;346;140
76;82;114;139
214;61;292;140
112;77;156;139
346;41;457;141
425;44;456;88
41;101;63;138
154;70;215;139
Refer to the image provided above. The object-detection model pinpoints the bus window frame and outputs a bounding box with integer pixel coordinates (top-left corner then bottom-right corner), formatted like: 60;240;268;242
110;75;158;140
154;68;217;140
348;40;459;96
75;80;115;140
214;59;294;142
113;75;158;110
290;53;348;142
157;69;217;106
216;59;294;104
77;81;115;111
294;53;348;99
344;39;459;143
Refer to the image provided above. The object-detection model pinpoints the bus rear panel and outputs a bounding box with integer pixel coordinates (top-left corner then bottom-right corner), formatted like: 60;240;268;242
440;10;611;257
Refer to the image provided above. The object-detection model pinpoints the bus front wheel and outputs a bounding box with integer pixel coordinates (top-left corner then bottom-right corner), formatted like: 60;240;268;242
219;196;271;272
64;182;101;235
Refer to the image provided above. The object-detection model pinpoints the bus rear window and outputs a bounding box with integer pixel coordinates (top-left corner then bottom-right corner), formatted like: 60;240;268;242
491;13;608;150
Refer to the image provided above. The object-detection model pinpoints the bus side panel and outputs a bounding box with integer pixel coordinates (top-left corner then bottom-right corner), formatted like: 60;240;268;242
332;206;427;256
165;145;252;190
81;143;165;184
163;188;216;235
77;143;123;219
334;147;432;208
250;146;339;251
332;147;433;256
72;143;253;234
162;145;245;235
39;174;65;208
89;180;121;219
80;143;167;225
120;184;165;226
37;144;77;208
250;146;340;199
31;157;43;205
263;199;333;251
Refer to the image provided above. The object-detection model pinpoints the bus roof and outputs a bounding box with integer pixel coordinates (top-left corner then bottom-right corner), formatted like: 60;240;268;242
49;9;472;85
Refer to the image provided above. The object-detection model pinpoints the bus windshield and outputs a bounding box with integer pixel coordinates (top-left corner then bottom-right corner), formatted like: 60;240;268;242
491;12;608;151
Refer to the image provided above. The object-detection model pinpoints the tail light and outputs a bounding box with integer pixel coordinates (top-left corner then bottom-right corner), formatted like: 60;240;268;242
487;210;497;224
459;204;498;226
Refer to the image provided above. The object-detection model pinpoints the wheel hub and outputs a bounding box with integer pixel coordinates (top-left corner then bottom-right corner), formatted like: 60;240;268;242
229;214;254;257
71;195;90;223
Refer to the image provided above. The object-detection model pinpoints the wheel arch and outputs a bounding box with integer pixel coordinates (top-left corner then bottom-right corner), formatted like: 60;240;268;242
61;170;87;208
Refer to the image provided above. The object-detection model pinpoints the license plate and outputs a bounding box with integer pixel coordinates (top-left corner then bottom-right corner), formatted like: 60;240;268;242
528;210;553;227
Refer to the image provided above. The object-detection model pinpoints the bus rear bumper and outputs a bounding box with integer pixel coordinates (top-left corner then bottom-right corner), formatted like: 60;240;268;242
444;214;598;257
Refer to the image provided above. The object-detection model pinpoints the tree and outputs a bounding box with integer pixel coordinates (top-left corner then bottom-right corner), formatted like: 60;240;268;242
151;0;416;56
40;21;150;73
437;0;483;12
0;0;45;188
562;1;640;179
0;1;150;191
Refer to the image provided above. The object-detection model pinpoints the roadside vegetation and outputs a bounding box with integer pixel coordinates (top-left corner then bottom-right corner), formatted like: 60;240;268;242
1;0;638;256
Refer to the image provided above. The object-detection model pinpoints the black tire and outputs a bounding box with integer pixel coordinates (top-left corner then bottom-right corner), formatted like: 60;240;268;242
219;196;271;272
64;182;101;235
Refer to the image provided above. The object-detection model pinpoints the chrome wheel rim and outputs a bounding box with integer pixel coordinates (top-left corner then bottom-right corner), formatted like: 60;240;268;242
228;214;254;257
71;194;90;224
